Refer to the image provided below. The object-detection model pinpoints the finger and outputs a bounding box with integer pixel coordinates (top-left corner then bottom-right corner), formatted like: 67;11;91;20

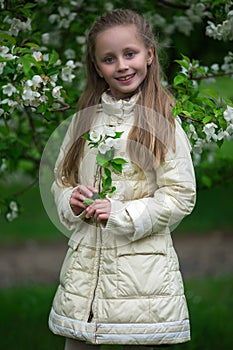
86;185;98;194
70;197;86;210
79;186;96;199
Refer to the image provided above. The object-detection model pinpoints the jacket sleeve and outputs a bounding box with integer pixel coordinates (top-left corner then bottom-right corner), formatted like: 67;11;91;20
103;120;196;241
51;114;85;232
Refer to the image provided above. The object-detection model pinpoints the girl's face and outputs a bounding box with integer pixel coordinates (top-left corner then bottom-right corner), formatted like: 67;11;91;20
94;24;154;100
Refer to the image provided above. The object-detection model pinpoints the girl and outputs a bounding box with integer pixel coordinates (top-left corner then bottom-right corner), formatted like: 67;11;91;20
48;9;196;350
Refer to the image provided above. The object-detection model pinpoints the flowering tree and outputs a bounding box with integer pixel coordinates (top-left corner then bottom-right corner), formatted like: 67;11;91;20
0;0;233;221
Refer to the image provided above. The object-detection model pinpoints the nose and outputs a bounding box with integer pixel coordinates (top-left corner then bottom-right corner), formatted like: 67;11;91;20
116;57;128;71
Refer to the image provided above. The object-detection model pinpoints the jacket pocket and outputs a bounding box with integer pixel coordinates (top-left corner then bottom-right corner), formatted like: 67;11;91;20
116;234;170;297
59;234;83;287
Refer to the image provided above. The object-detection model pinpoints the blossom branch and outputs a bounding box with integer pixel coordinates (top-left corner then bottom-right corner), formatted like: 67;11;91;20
179;113;203;124
50;101;71;112
189;71;233;81
158;0;189;10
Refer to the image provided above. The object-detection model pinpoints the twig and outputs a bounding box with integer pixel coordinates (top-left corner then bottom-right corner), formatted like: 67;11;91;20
50;101;71;112
158;0;189;10
12;178;38;198
190;71;233;82
179;113;203;124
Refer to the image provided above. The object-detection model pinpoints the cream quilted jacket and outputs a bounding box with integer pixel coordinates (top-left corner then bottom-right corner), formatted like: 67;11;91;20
49;92;196;345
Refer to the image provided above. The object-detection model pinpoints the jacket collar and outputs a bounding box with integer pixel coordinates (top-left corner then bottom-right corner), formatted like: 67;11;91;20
101;91;140;119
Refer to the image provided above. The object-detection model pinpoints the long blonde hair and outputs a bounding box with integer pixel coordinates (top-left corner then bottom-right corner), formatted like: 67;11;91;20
62;9;175;186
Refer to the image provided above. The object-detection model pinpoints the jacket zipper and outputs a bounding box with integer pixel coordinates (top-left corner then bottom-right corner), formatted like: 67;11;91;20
87;226;102;323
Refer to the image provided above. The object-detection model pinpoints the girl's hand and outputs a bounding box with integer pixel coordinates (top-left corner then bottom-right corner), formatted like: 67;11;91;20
69;185;98;216
85;198;111;224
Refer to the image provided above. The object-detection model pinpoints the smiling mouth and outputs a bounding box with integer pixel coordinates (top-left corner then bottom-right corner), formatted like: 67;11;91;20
116;73;135;81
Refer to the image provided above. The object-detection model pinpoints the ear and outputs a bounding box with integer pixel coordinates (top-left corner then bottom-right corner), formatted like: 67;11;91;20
147;47;154;66
94;62;103;78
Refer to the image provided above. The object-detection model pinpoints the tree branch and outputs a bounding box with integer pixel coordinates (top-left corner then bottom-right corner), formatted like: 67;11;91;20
190;71;233;81
158;0;189;10
179;113;203;124
50;101;71;112
12;178;38;198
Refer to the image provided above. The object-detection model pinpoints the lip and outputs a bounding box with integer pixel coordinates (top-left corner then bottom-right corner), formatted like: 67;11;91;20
115;73;136;82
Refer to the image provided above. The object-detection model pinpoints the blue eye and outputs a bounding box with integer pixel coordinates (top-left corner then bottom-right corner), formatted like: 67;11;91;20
105;57;114;63
126;52;135;58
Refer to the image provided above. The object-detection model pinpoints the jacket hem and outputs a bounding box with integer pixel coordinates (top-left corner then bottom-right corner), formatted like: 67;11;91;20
49;308;190;345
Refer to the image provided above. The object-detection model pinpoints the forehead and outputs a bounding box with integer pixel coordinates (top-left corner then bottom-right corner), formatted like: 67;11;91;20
95;24;145;54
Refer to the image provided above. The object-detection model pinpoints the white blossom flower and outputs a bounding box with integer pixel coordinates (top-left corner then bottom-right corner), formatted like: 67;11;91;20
9;201;18;212
217;129;229;140
0;46;9;56
1;98;18;109
98;142;111;154
76;36;86;44
22;87;40;103
223;105;233;123
64;49;76;59
226;124;233;137
0;62;6;74
48;14;59;24
211;63;219;71
2;83;18;96
188;124;198;140
104;128;116;137
31;75;43;88
193;138;204;153
105;138;116;148
105;138;120;150
52;86;63;99
104;2;114;11
6;210;18;221
0;158;7;173
61;66;75;82
174;15;193;35
90;130;101;143
203;122;218;142
41;33;50;45
42;53;49;62
32;51;43;62
58;6;70;17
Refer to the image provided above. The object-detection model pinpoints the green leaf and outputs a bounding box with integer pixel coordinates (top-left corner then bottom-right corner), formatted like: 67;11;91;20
105;149;114;161
175;59;190;70
114;131;124;138
19;57;31;75
49;50;59;66
0;32;16;44
82;134;91;141
25;42;40;49
202;89;219;100
181;54;190;63
105;176;112;189
104;168;111;177
96;153;109;167
174;74;187;86
110;162;122;173
37;103;47;113
83;198;94;206
203;116;213;124
112;158;127;165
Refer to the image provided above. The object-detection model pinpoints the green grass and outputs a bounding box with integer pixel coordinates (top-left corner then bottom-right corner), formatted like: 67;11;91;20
0;285;64;350
0;276;232;349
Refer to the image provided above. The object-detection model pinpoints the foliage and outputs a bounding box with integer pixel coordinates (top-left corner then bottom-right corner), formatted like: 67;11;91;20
0;0;233;221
